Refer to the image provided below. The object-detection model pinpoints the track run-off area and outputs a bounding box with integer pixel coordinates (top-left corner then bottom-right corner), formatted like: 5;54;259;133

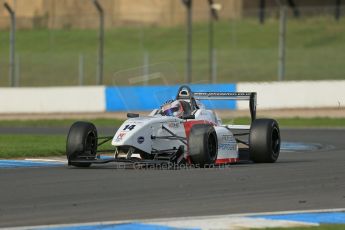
0;128;344;229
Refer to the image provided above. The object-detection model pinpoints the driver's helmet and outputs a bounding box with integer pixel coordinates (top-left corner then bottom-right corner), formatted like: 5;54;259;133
161;100;184;118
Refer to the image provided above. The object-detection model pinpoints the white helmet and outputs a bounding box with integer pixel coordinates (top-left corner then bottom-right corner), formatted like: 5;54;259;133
162;100;184;118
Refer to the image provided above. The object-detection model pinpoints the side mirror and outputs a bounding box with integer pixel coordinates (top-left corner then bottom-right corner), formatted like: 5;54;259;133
127;113;139;118
182;114;195;120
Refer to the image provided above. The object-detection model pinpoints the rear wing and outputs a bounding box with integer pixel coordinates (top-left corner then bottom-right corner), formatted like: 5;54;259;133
176;85;256;122
193;92;257;122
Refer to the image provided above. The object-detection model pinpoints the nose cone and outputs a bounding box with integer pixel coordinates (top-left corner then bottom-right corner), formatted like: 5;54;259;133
111;116;158;153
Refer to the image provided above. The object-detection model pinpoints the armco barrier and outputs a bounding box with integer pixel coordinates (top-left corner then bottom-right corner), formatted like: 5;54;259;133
0;81;344;113
0;86;105;113
105;84;236;111
237;80;345;109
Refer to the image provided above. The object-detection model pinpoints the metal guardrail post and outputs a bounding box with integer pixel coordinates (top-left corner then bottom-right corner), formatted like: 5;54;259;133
182;0;192;84
93;0;104;85
15;54;20;86
335;0;341;21
212;49;217;83
79;54;85;86
143;51;149;86
287;0;300;18
259;0;266;24
4;2;16;87
278;4;287;81
207;0;219;83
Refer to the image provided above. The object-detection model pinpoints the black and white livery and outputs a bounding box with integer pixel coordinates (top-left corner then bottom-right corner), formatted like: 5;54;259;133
66;85;280;167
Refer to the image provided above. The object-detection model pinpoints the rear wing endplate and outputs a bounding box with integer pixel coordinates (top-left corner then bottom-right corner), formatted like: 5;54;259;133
193;92;257;122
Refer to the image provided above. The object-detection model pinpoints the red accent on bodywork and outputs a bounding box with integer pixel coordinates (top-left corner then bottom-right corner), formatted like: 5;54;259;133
215;158;239;164
183;120;215;164
183;120;214;139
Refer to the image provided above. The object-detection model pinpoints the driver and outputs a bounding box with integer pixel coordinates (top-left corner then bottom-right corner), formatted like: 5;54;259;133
161;100;184;118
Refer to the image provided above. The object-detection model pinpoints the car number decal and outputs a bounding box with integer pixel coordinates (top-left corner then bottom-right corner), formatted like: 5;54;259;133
123;124;136;131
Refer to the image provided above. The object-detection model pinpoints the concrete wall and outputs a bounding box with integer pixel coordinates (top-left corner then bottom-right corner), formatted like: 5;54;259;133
236;80;345;110
0;81;344;113
0;86;105;113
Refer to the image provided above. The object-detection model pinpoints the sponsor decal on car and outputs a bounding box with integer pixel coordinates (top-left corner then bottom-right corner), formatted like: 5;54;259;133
115;132;126;142
137;136;145;144
168;122;180;129
128;121;143;124
222;134;234;142
219;143;237;151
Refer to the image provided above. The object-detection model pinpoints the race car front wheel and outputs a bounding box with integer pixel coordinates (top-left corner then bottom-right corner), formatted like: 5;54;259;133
66;121;98;167
188;124;218;167
249;118;280;163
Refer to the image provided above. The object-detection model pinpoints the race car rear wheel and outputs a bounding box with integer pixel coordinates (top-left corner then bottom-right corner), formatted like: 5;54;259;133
188;124;218;167
249;118;280;163
66;121;98;167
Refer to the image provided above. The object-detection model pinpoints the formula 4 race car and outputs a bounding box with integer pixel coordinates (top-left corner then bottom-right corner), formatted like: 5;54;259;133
66;85;280;168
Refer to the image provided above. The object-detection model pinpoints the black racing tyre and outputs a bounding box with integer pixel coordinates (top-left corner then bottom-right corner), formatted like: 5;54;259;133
66;121;98;167
249;118;280;163
188;124;218;167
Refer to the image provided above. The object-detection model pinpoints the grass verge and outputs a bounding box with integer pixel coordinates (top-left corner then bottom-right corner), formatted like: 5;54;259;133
0;117;344;159
1;117;345;128
0;118;125;128
0;135;66;158
0;134;113;159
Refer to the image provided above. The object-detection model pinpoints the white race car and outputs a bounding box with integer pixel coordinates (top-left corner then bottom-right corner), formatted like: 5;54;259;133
66;85;280;168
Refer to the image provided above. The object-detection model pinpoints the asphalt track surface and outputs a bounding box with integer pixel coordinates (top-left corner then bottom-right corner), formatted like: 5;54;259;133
0;128;345;228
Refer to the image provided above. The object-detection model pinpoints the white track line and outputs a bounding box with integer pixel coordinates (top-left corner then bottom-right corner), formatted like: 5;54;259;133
25;158;67;163
4;208;345;230
148;217;318;229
